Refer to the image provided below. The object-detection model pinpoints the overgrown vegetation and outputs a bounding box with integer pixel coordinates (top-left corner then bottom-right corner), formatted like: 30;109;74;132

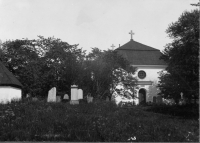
0;99;198;142
0;38;132;99
158;9;199;103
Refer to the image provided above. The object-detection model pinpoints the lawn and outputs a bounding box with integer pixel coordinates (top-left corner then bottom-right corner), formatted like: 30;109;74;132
0;98;199;142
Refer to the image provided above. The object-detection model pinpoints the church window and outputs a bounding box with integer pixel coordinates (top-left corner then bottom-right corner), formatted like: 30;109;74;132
138;70;146;79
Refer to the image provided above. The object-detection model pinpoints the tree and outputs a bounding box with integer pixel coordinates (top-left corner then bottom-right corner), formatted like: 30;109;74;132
158;9;199;103
0;36;136;100
0;39;42;97
83;48;136;99
0;36;86;98
35;36;86;97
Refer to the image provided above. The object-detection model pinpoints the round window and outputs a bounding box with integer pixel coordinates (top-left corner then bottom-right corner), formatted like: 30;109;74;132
138;70;146;79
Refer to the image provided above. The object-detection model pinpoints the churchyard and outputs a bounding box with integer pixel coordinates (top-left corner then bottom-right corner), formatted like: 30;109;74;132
0;98;198;142
0;7;199;142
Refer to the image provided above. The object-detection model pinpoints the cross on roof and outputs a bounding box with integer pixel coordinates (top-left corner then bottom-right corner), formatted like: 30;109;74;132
129;30;134;40
111;44;115;50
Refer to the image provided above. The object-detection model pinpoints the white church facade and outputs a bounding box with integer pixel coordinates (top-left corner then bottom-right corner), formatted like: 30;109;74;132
115;31;167;105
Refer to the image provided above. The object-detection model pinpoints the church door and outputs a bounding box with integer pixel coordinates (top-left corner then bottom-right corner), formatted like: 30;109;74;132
139;89;146;105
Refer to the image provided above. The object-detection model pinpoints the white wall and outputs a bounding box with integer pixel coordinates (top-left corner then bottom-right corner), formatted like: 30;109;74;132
133;66;166;103
135;67;164;82
0;86;22;104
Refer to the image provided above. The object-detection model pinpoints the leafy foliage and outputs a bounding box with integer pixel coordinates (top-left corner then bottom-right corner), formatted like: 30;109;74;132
0;36;85;98
0;39;42;96
34;36;86;97
83;48;135;99
0;37;131;99
158;9;199;102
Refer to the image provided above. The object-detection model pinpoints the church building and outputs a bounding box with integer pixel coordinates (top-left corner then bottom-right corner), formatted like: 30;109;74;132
115;31;167;105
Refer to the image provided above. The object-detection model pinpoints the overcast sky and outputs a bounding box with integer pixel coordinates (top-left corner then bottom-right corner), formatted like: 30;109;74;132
0;0;198;53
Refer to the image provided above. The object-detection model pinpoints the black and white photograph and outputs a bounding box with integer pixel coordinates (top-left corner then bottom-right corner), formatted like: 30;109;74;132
0;0;199;142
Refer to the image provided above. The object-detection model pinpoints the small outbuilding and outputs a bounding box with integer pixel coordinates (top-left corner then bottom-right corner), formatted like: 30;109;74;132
0;61;23;103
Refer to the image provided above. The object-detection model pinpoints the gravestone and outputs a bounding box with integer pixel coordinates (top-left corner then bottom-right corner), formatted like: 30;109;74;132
87;96;93;103
87;94;93;103
47;87;56;102
63;94;69;100
26;94;31;98
78;89;83;99
56;96;61;102
180;92;183;99
70;85;79;104
156;96;162;104
71;85;78;100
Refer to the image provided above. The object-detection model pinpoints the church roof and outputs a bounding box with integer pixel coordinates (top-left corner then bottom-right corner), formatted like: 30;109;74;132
0;61;23;88
115;39;167;65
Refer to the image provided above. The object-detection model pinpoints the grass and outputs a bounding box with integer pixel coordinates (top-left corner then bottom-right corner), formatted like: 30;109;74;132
0;98;199;142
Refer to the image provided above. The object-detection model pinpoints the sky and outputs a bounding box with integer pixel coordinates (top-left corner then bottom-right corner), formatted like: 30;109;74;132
0;0;198;53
